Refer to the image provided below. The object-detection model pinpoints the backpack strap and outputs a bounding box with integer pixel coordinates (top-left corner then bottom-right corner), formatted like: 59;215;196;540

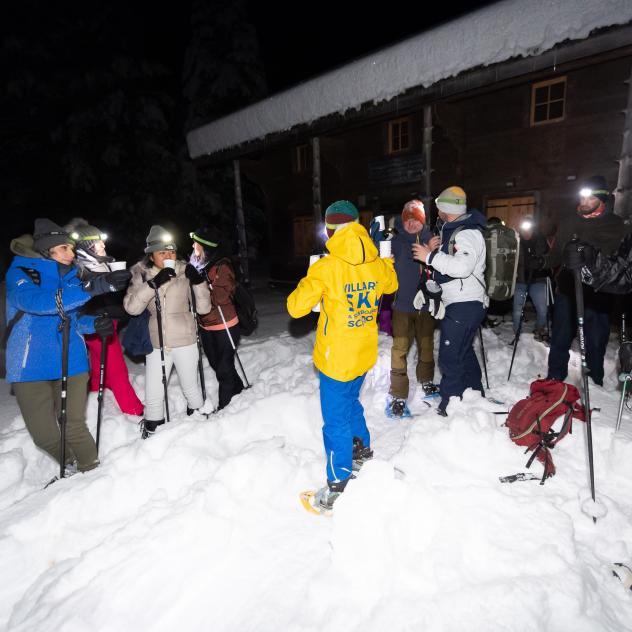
511;385;569;441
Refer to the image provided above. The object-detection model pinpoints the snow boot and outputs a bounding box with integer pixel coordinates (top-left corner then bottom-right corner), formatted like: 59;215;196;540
140;418;165;439
187;406;210;420
314;476;353;511
385;395;411;419
352;437;373;472
421;381;440;398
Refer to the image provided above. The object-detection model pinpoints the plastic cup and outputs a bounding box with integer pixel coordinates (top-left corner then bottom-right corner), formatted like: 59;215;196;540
379;240;392;258
163;259;176;270
374;215;385;231
109;261;127;271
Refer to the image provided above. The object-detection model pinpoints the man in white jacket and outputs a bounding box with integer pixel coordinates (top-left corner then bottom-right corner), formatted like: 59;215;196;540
412;186;487;416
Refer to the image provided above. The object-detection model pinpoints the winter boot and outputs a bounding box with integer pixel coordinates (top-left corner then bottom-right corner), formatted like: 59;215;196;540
352;437;373;472
385;395;411;419
314;476;353;511
187;406;210;420
140;418;165;440
421;381;440;398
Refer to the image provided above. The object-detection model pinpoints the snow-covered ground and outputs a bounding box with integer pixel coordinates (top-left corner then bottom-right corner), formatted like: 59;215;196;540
1;288;632;631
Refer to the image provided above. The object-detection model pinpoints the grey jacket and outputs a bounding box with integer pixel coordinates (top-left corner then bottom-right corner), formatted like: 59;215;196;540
124;259;211;350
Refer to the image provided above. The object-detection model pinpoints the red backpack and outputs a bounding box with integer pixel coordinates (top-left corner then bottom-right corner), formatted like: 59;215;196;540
505;379;585;483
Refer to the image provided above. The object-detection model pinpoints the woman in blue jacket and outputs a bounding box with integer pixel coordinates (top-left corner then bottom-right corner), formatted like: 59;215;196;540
5;219;129;474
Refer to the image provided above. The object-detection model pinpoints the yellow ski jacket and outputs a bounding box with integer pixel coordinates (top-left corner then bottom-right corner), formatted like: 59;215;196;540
287;222;398;381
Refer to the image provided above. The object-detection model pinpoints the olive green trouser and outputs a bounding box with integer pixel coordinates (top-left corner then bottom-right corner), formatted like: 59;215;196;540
389;309;436;399
13;372;99;472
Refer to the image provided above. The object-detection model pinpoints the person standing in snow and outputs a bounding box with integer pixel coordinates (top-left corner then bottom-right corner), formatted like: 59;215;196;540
511;215;551;344
65;218;144;417
5;219;128;474
287;201;398;510
542;176;627;386
387;199;438;418
123;225;212;438
186;228;244;411
412;186;487;417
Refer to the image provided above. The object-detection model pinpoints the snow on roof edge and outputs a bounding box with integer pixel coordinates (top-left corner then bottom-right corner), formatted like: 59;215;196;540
187;0;632;159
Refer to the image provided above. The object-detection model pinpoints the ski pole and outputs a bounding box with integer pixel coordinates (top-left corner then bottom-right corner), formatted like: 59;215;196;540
479;326;489;390
617;312;630;432
189;286;206;402
153;289;170;422
545;276;554;339
56;290;70;479
508;282;530;381
571;240;597;522
209;280;251;389
95;329;109;454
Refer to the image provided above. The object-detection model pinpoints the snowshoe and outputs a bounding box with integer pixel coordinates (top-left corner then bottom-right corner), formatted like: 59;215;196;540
385;395;411;419
300;477;353;516
352;437;373;472
140;418;165;439
612;563;632;591
421;381;440;399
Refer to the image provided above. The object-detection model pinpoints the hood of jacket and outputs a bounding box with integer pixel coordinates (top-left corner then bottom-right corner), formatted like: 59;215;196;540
10;234;42;259
326;222;378;265
441;209;487;237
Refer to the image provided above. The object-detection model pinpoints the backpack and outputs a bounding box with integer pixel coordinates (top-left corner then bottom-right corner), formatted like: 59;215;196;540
121;309;153;356
449;221;520;302
218;258;258;337
505;379;585;483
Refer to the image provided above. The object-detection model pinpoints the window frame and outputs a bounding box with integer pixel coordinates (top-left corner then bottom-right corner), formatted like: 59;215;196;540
530;77;567;127
388;117;411;154
293;144;310;174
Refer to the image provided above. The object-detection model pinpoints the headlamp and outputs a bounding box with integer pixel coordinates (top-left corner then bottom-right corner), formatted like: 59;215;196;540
520;220;533;231
580;188;593;198
161;232;173;243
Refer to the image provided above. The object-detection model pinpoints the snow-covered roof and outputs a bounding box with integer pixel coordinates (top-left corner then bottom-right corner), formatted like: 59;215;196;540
187;0;632;159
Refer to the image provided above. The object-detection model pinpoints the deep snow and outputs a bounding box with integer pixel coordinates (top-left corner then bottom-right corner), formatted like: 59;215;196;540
1;288;632;632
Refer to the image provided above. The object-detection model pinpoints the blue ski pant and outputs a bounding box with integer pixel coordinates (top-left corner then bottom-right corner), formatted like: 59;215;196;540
319;371;369;483
547;292;610;386
512;281;548;332
438;301;486;411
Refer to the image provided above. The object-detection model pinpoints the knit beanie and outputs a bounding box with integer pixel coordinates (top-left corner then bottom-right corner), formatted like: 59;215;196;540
401;199;426;224
581;176;610;203
144;225;176;254
435;186;467;215
33;218;74;254
66;218;107;253
324;200;359;238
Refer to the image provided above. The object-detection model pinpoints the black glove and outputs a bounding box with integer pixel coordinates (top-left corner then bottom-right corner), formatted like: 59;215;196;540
563;241;595;271
185;263;205;285
94;315;114;338
527;255;545;271
83;270;132;296
147;267;176;289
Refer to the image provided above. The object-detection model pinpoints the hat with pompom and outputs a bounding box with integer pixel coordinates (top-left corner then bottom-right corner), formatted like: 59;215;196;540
401;199;426;224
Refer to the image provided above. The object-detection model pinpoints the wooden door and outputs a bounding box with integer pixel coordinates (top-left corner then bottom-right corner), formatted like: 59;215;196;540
485;196;536;229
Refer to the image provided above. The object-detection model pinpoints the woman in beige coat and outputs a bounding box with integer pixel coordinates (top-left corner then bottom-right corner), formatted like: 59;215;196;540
124;225;211;437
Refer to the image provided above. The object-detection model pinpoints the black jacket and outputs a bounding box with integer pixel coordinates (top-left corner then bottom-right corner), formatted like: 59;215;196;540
516;232;550;285
545;204;628;310
585;232;632;294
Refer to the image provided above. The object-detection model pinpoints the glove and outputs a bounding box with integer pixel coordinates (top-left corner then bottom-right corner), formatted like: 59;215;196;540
83;270;132;296
527;255;545;271
94;315;114;338
424;280;444;319
563;241;595;271
185;263;206;285
147;267;176;289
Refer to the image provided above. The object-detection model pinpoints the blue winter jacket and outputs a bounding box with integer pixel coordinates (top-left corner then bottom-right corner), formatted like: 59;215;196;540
5;234;97;383
391;217;432;313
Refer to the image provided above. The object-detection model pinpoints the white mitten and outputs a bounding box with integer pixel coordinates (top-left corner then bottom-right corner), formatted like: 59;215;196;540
434;300;446;320
413;289;426;311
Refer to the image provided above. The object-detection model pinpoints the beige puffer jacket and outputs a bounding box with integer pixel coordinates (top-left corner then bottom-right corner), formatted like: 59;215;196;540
124;259;211;350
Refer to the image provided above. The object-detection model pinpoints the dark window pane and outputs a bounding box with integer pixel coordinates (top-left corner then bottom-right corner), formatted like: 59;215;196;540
534;104;548;122
549;100;564;119
534;86;548;104
549;81;565;101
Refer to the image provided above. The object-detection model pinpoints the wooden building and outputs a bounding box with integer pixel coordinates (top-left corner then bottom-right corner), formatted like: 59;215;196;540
187;2;632;282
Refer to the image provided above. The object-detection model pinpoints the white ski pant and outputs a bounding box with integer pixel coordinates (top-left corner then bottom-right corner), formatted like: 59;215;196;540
144;343;203;421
